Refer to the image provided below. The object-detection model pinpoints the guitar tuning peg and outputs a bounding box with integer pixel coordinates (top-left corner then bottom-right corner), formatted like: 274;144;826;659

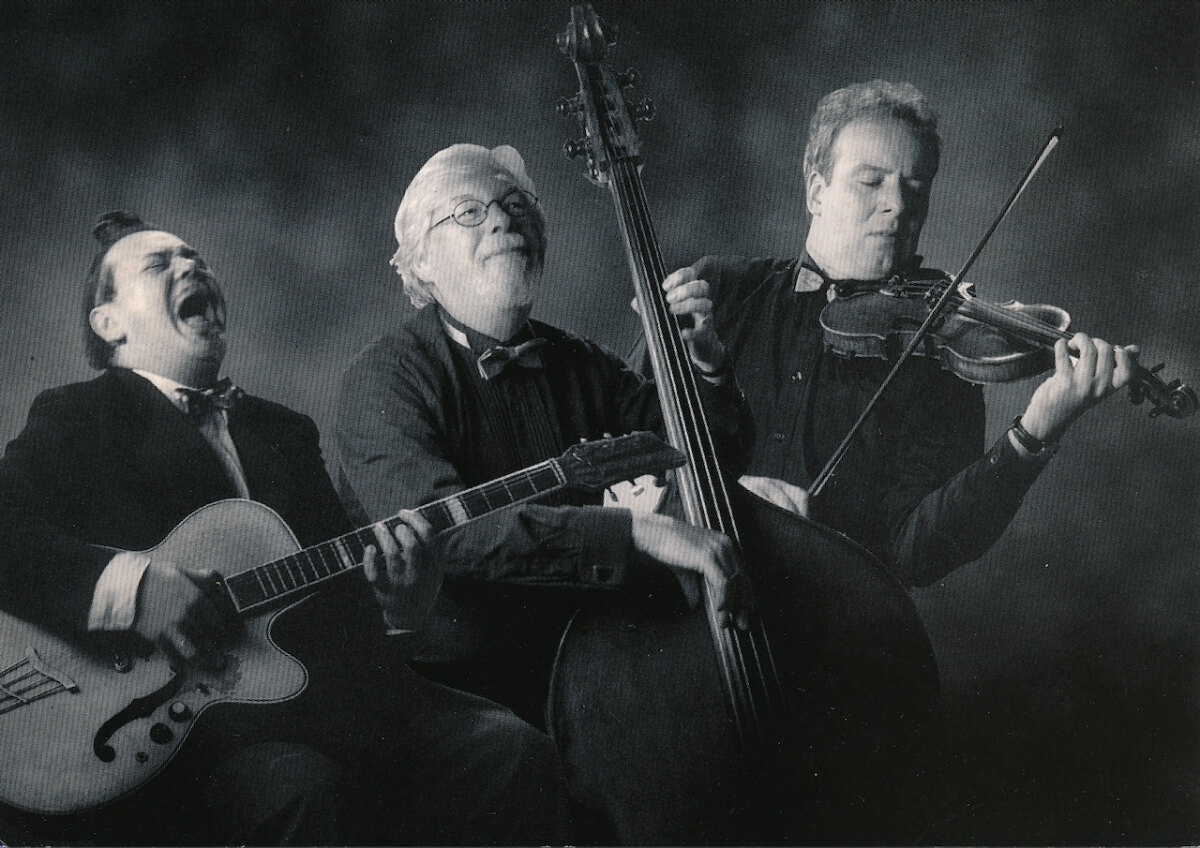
563;138;588;159
556;96;583;117
615;68;640;88
633;98;655;122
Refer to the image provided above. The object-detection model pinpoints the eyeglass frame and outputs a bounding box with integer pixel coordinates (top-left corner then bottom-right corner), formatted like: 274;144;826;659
429;188;540;230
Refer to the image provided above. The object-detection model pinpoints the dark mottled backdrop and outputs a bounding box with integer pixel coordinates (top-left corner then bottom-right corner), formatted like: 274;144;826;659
1;1;1196;843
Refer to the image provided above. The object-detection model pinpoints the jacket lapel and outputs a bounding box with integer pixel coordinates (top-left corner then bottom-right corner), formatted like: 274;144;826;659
111;368;240;504
226;403;299;517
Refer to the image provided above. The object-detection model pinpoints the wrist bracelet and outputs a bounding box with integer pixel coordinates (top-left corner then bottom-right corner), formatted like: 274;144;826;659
1010;415;1054;456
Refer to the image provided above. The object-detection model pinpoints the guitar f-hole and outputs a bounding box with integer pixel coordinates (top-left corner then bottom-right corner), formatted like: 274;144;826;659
92;672;183;762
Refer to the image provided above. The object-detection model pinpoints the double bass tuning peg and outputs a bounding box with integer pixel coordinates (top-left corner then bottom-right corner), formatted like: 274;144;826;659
556;96;583;118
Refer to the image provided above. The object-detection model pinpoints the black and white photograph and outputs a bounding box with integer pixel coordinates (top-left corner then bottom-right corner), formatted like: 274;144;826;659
0;1;1196;845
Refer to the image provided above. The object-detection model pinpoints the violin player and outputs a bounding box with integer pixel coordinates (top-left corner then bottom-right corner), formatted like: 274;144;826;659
0;212;567;846
334;143;753;736
683;79;1138;587
656;79;1142;841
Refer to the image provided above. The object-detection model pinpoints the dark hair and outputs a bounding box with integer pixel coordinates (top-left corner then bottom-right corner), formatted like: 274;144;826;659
803;80;941;186
82;211;156;369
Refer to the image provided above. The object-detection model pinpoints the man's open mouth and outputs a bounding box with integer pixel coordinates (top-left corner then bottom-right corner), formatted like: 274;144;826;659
176;288;221;330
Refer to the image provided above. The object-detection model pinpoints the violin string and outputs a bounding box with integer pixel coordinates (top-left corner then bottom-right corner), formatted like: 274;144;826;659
950;289;1072;345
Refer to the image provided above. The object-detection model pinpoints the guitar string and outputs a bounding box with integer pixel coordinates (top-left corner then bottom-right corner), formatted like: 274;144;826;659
228;462;573;610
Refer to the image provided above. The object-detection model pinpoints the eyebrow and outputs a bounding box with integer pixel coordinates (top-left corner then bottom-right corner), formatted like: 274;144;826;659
142;249;173;269
141;245;200;270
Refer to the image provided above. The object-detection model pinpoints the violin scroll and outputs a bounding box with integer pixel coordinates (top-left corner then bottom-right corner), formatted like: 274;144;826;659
1129;362;1198;419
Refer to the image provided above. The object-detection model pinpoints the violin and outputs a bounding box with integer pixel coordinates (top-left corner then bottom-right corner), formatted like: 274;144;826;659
819;272;1198;419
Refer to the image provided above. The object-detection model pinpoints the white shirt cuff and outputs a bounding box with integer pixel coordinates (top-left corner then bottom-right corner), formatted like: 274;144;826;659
87;551;151;631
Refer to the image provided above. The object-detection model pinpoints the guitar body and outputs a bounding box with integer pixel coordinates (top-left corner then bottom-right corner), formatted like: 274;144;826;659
549;486;938;844
0;500;309;815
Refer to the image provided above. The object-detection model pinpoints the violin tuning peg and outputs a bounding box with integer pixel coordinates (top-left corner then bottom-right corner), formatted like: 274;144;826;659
563;138;588;160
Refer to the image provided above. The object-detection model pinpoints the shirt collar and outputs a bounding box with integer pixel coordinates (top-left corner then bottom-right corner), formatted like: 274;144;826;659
794;251;926;297
437;307;538;355
132;369;228;416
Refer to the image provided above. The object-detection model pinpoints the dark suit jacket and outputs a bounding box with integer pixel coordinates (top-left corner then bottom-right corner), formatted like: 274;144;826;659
0;367;370;642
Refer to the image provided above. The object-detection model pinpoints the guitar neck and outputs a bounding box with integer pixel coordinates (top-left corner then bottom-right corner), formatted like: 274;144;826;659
222;459;568;613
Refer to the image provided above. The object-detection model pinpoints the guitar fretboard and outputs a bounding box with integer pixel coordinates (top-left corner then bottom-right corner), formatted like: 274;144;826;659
224;459;566;613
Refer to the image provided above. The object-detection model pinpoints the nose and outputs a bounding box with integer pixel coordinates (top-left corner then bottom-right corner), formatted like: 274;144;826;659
484;200;516;233
878;176;906;217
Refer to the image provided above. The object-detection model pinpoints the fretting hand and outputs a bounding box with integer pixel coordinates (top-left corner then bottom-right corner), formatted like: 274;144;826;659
361;509;442;632
1020;333;1140;444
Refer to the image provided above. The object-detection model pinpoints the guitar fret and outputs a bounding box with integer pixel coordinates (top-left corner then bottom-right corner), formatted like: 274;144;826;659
332;538;356;571
421;501;457;533
278;558;297;591
252;567;269;598
319;545;341;576
292;552;312;586
445;496;470;526
297;549;319;583
261;565;280;596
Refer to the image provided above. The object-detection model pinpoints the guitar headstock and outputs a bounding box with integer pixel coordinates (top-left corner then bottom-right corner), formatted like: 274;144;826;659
556;3;655;185
558;431;685;493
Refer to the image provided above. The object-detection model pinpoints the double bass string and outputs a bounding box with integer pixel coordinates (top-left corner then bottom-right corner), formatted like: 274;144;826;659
609;153;786;742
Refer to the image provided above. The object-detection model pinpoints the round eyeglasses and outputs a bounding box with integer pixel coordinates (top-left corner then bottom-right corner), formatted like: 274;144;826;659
430;189;539;229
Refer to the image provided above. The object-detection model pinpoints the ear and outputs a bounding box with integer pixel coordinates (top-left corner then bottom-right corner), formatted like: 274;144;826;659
409;244;439;295
89;304;125;345
805;169;827;217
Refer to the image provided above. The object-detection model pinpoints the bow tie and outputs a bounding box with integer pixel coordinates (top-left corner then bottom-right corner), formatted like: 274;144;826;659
177;378;243;418
476;338;548;380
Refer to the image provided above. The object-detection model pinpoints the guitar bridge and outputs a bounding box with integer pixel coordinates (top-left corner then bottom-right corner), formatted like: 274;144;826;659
0;647;78;715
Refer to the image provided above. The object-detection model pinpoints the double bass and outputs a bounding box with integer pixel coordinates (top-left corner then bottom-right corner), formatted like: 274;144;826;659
546;6;938;843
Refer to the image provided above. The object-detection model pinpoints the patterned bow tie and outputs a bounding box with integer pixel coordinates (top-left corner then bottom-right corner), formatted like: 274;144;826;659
476;338;548;381
177;378;243;418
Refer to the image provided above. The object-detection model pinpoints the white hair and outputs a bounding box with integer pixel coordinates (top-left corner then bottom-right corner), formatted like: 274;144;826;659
389;143;545;309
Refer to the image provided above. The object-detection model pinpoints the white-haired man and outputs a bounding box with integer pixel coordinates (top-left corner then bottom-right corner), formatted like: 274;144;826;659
336;143;753;732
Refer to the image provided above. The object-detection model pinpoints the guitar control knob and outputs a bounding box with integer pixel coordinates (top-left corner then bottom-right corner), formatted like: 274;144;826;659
149;723;174;744
168;701;192;722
